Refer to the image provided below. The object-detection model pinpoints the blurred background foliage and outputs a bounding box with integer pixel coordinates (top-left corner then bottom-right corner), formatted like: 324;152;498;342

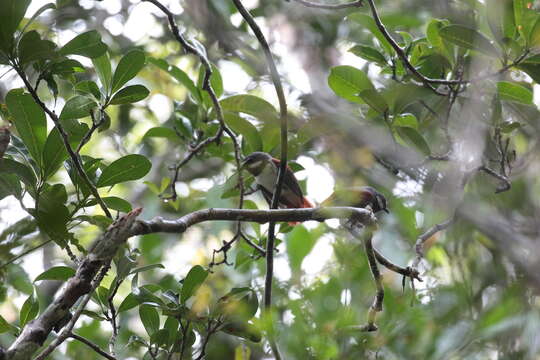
1;0;540;359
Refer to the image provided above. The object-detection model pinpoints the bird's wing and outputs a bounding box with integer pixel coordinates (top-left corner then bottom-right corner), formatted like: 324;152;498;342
271;158;304;199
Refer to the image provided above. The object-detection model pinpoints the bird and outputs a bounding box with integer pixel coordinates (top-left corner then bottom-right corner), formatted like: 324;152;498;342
321;186;389;214
241;152;313;224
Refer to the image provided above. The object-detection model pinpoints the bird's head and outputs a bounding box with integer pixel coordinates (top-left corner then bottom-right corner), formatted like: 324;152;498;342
363;186;389;214
241;152;273;176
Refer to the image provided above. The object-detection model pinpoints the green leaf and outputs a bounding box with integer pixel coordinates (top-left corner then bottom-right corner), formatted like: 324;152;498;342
148;57;201;102
501;122;521;133
42;128;68;179
396;127;431;155
0;158;36;188
0;173;21;200
216;287;258;322
18;30;56;65
439;25;499;57
497;81;533;104
36;184;70;244
110;85;149;105
20;294;39;327
0;314;12;334
19;3;55;36
517;62;540;83
111;49;146;94
393;113;418;129
358;89;388;114
328;66;374;104
221;322;262;343
139;304;160;336
143;127;178;141
220;94;278;123
198;62;224;98
6;89;47;167
181;265;208;303
129;263;165;275
97;154;151;187
0;0;31;52
486;0;516;43
59;95;97;120
75;80;102;100
50;58;85;75
426;19;453;63
34;266;75;282
92;53;112;94
59;30;107;58
348;45;387;65
286;225;316;272
224;112;263;152
529;15;540;48
347;13;393;54
102;196;132;213
118;293;138;313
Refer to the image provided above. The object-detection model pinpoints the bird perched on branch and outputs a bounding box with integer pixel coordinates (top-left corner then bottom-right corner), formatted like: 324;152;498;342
322;186;389;214
241;152;313;222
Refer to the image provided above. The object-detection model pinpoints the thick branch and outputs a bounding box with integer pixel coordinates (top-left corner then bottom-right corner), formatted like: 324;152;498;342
6;209;141;360
131;207;375;236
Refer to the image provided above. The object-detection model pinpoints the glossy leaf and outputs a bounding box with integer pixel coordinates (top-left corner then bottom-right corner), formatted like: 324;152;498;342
59;95;97;120
20;294;39;327
139;304;160;336
224;112;263;152
92;53;112;94
0;158;36;188
0;0;31;52
111;49;146;94
497;81;533;104
59;30;107;58
396;127;431;155
328;66;374;104
110;84;150;105
75;81;102;100
220;94;278;123
148;57;201;102
97;154;152;187
181;265;208;303
6;90;47;166
358;89;388;114
348;45;387;65
43;128;68;179
143;127;179;140
18;30;56;65
34;266;75;282
393;113;418;129
439;25;499;57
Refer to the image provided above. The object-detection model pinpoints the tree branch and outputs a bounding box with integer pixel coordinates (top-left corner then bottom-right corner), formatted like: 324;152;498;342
6;209;141;360
229;1;289;357
130;207;376;236
290;0;364;10
413;216;455;268
363;229;383;331
68;333;117;360
143;0;243;204
11;64;112;219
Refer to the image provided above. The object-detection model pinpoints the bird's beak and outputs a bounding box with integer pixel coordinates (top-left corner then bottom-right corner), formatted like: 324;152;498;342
383;208;389;214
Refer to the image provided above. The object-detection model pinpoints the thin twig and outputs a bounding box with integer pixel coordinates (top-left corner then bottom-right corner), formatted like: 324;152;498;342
0;239;52;270
290;0;363;10
35;264;111;360
69;333;117;360
478;165;511;193
11;63;112;219
363;230;383;331
230;0;288;358
413;217;455;268
363;0;530;93
143;0;243;204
